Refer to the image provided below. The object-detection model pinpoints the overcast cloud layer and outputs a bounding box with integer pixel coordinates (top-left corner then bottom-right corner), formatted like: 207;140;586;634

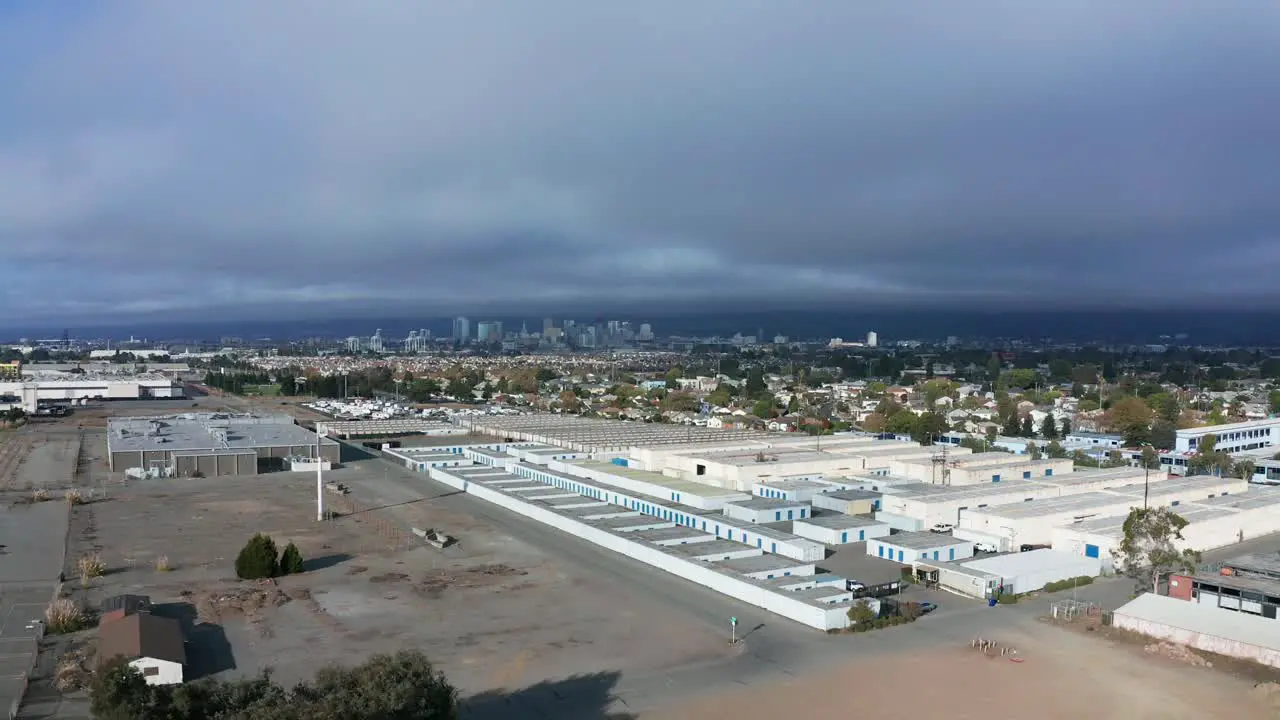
3;2;1279;325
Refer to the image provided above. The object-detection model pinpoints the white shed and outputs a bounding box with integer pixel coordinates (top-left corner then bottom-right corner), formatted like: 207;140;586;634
868;531;973;564
792;515;891;545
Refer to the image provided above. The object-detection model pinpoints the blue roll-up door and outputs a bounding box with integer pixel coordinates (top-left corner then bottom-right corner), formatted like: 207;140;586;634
1085;544;1100;558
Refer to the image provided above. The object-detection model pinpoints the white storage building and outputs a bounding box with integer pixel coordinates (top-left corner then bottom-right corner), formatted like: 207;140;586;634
717;554;816;580
962;476;1249;550
754;478;851;502
810;488;883;515
959;549;1102;595
723;498;812;524
869;531;974;564
890;452;1074;486
1052;486;1280;568
550;459;750;510
668;540;765;562
792;515;890;545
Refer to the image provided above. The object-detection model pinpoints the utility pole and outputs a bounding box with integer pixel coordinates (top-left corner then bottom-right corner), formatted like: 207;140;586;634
1143;451;1150;509
315;430;325;522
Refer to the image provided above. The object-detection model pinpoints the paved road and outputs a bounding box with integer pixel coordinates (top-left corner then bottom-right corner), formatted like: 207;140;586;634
343;453;1143;715
0;502;68;718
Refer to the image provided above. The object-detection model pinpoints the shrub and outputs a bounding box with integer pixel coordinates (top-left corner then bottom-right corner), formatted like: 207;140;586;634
997;593;1020;604
901;602;924;621
279;542;305;576
65;489;85;505
155;555;172;572
32;488;49;503
45;598;89;634
78;553;106;578
235;533;279;580
1041;576;1095;594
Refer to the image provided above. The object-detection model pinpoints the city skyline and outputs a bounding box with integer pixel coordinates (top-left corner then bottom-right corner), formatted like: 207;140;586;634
2;4;1279;326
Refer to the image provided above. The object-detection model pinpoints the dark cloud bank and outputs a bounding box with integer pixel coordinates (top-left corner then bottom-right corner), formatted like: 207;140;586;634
2;2;1278;327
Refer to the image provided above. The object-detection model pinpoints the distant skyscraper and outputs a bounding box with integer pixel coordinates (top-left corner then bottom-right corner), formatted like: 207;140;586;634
637;323;654;342
866;331;878;348
453;316;470;342
543;317;555;334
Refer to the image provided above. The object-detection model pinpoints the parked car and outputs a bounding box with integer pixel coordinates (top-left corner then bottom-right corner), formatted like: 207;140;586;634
930;523;954;534
974;541;998;553
845;580;866;593
919;602;938;614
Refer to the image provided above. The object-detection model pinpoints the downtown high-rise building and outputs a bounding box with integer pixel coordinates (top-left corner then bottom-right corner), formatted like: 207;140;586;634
453;316;471;342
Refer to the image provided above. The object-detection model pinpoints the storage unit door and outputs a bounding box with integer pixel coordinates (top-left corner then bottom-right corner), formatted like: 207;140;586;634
1084;544;1100;558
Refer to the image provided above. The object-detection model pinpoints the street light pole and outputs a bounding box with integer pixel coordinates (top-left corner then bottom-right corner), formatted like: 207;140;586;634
1143;444;1150;510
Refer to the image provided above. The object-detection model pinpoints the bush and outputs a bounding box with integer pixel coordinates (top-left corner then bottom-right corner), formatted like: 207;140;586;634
32;488;49;503
65;489;84;506
45;598;89;634
90;650;458;720
1041;576;1095;594
78;553;106;578
997;593;1020;604
235;534;279;580
279;542;305;576
154;555;172;572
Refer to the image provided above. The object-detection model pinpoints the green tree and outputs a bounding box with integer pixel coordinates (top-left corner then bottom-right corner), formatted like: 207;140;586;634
1060;417;1072;436
885;410;918;434
1047;359;1072;383
1236;459;1257;481
280;542;305;575
1002;369;1037;391
1026;441;1042;460
664;367;682;389
1039;414;1058;439
751;397;778;419
1001;413;1020;437
1045;440;1068;459
911;412;948;445
847;599;878;627
1120;507;1201;594
744;368;768;399
1019;414;1035;438
90;656;160;720
707;387;733;407
921;379;956;406
235;533;279;580
985;353;1003;380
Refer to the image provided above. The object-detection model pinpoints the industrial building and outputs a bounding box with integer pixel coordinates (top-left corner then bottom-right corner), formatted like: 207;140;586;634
1175;417;1280;454
915;549;1103;599
0;375;182;410
868;531;974;564
106;413;339;476
810;488;883;515
722;497;811;524
754;477;856;502
960;476;1249;551
888;452;1075;486
876;467;1177;533
551;460;750;510
1052;485;1280;567
1111;592;1280;669
1168;552;1280;620
791;515;890;545
426;461;862;630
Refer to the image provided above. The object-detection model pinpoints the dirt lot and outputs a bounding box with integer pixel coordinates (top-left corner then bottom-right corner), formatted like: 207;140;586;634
38;449;730;715
657;621;1280;720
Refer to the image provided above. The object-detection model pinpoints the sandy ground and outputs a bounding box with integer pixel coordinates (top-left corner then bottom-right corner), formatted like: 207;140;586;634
33;434;730;716
655;622;1279;720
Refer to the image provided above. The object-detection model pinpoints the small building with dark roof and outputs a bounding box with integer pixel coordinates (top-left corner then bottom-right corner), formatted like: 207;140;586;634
97;612;187;685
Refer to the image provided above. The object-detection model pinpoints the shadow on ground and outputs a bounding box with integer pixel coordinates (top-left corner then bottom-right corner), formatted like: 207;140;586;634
150;602;236;679
337;441;379;464
461;671;635;720
302;553;352;572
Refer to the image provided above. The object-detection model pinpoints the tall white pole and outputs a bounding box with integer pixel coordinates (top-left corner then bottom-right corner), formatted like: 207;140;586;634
316;430;324;521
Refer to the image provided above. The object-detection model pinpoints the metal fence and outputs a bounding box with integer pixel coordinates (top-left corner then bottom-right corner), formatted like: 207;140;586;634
325;494;415;550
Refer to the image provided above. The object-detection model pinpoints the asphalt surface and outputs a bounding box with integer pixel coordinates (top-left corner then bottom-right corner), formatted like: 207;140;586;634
0;502;68;718
343;452;1156;716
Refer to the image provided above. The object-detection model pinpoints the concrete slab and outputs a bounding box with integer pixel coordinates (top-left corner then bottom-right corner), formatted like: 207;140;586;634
0;501;69;717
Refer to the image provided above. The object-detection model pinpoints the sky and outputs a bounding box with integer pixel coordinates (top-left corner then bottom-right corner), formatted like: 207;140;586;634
3;2;1280;327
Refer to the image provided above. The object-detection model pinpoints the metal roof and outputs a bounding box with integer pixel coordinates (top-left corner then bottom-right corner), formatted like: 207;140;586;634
1113;592;1280;650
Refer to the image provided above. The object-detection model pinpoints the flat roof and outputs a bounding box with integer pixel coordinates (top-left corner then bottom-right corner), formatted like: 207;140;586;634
889;480;1056;503
816;489;882;502
757;479;830;491
965;492;1129;520
1188;572;1280;597
568;461;749;498
1224;552;1280;576
725;497;809;511
468;448;511;459
107;414;329;453
1177;417;1280;436
589;515;671;530
796;514;886;530
667;540;755;558
717;555;813;574
744;525;823;543
628;527;715;544
962;549;1100;577
879;531;970;550
1114;592;1280;650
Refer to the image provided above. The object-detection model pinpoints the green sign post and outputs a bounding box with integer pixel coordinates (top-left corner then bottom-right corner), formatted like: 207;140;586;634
730;616;738;645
